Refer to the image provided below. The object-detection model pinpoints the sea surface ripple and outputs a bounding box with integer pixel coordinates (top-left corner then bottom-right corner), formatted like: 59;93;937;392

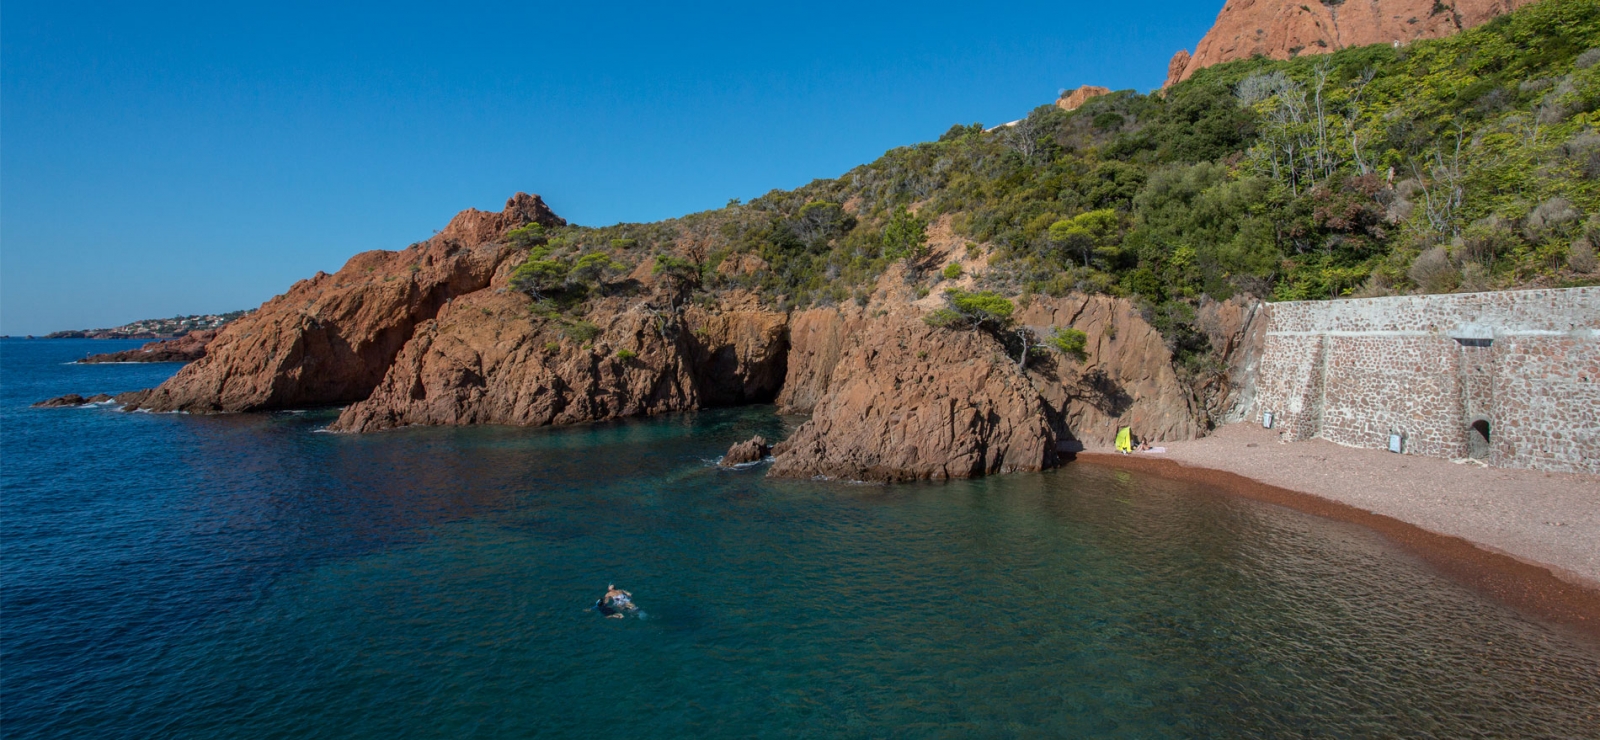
4;338;1598;738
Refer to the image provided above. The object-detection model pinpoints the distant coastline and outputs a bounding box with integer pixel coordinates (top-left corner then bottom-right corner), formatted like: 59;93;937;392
39;310;251;340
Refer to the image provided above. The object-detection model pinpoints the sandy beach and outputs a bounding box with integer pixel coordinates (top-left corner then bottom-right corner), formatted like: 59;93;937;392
1076;423;1600;636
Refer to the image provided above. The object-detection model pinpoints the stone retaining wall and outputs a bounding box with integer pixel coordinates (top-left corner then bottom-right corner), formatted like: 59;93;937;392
1249;287;1599;474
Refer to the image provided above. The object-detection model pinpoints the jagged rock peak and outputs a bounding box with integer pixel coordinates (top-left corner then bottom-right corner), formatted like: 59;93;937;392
436;192;567;248
1166;49;1193;88
1164;0;1537;88
1056;85;1111;112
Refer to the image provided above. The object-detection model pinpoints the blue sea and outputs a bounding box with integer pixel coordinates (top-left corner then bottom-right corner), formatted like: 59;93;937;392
4;337;1598;738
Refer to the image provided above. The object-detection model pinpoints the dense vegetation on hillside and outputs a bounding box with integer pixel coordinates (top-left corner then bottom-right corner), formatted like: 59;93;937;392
516;0;1599;350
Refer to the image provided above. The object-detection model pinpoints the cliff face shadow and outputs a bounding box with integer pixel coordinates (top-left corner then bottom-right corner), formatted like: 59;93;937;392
1031;364;1135;454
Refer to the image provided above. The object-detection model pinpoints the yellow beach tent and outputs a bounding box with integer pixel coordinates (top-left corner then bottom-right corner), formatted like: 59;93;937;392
1115;426;1132;454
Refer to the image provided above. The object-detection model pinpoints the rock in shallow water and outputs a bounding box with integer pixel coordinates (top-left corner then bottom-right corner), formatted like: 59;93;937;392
719;436;771;467
33;394;89;408
32;393;115;408
77;331;216;364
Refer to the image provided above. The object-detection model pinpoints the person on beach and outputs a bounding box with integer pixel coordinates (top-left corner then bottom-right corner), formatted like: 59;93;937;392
596;584;634;618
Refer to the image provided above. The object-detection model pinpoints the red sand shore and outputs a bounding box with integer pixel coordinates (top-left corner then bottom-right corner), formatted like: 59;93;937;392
1073;423;1600;639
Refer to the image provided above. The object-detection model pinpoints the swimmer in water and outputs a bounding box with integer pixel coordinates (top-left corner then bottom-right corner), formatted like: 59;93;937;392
597;584;634;618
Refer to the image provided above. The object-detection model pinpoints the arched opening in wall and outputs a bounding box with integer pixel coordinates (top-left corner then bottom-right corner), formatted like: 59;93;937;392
1468;418;1492;460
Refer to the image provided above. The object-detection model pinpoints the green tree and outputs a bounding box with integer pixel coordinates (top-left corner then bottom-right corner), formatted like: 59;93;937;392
505;223;546;248
882;206;930;262
924;289;1014;332
570;252;624;285
793;201;856;249
652;254;699;288
1048;209;1122;267
510;258;569;298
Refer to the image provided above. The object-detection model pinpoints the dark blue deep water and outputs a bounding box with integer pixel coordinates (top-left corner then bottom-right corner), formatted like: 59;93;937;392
4;338;1599;738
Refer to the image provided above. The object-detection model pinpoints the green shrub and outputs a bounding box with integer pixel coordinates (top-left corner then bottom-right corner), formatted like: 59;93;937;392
521;0;1600;308
1048;327;1089;361
506;223;546;248
563;320;601;344
793;201;856;248
615;348;638;361
922;308;966;329
942;263;963;280
611;238;638;249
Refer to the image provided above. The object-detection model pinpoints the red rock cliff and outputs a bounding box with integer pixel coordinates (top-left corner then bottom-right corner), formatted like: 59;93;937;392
1165;0;1536;87
105;188;1265;485
1056;85;1112;112
134;194;565;413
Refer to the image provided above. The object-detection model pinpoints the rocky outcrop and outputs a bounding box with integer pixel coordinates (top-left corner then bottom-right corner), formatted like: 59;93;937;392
1194;295;1268;425
1167;50;1194;89
130;194;564;413
33;393;112;408
720;436;772;467
435;192;563;247
775;306;866;414
1165;0;1536;88
328;282;790;433
78;330;216;364
329;290;698;432
1056;85;1112;112
91;185;1264;484
1015;295;1204;449
768;311;1057;482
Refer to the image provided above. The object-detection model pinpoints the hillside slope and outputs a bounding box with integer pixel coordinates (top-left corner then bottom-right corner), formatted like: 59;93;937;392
95;0;1600;482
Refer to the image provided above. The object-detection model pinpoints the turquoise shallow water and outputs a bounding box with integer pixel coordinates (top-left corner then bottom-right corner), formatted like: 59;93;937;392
4;338;1599;738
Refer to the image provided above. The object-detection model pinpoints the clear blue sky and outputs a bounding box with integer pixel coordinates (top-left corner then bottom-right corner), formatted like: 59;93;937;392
2;1;1219;335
